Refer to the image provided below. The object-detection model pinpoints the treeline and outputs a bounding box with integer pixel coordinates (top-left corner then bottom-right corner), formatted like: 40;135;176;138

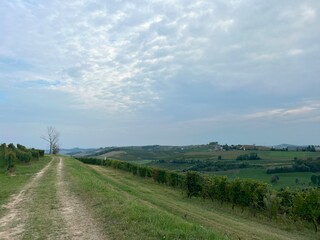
267;159;320;174
77;157;320;232
271;145;318;152
183;161;249;172
0;143;44;171
236;152;260;161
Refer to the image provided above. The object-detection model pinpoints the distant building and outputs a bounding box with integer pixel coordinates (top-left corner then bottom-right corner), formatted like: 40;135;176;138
315;146;320;151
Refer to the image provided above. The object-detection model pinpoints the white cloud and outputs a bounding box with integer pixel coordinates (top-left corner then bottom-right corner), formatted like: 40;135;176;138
301;6;316;22
216;19;234;32
288;49;304;56
1;0;320;113
245;104;320;120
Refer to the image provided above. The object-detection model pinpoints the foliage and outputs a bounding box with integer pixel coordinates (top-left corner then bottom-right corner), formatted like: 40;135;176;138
6;151;16;171
0;143;44;171
264;190;281;220
186;171;203;198
77;157;320;230
310;175;320;186
185;161;249;172
271;175;279;184
267;158;320;174
16;149;32;163
236;152;260;161
293;189;320;232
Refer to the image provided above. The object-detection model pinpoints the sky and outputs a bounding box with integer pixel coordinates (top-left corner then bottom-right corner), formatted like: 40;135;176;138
0;0;320;149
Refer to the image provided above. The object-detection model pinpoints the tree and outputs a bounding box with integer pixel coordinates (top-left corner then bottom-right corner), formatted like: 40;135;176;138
41;126;60;155
271;175;279;184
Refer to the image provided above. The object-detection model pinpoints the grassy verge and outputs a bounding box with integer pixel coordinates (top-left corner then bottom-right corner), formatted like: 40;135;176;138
22;157;67;239
65;157;318;240
63;156;226;240
0;156;51;215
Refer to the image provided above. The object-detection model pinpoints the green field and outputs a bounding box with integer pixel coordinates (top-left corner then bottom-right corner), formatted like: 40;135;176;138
93;148;320;190
212;168;316;190
0;156;51;212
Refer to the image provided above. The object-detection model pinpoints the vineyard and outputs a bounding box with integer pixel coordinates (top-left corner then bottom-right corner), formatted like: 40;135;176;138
78;157;320;232
83;146;320;190
0;143;44;171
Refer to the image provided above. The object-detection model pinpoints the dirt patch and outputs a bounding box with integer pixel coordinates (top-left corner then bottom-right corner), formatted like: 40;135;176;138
56;157;106;240
0;159;53;240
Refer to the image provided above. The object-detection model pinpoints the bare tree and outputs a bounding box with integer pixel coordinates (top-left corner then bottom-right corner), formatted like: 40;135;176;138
41;126;60;155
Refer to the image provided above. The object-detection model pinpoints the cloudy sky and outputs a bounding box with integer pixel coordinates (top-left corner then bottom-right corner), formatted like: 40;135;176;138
1;0;320;149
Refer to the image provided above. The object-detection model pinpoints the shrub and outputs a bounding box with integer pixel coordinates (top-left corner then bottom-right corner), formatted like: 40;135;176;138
16;150;32;163
236;152;260;161
271;175;279;184
293;189;320;232
157;169;167;184
186;171;203;198
6;151;16;171
138;166;148;177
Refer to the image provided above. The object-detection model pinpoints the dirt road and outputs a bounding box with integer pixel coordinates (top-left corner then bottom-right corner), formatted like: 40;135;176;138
0;157;106;240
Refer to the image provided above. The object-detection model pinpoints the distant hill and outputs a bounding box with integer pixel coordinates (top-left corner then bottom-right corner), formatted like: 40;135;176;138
59;148;98;156
60;143;318;158
273;144;308;151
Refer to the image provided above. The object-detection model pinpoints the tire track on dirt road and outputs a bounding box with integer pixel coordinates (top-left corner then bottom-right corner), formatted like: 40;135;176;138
0;159;53;240
56;157;106;240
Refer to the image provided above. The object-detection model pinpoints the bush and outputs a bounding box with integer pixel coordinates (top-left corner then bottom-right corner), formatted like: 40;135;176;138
16;150;32;163
186;171;203;198
293;189;320;232
6;151;16;171
271;175;279;184
236;152;260;161
0;143;45;170
138;166;148;177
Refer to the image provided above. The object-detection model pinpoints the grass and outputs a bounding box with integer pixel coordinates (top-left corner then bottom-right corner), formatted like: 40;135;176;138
110;149;320;162
22;158;67;239
0;156;51;215
64;157;318;240
63;156;226;240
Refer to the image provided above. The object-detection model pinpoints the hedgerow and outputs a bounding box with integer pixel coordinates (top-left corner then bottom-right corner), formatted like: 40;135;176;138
77;157;320;231
0;143;45;172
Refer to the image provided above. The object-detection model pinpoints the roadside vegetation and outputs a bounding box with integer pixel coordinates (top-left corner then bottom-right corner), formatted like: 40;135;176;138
65;157;226;239
73;157;318;239
0;143;44;172
82;144;320;190
0;143;48;213
77;157;320;234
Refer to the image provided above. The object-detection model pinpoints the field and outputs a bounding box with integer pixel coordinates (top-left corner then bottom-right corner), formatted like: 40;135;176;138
0;156;51;212
89;146;320;190
1;156;318;239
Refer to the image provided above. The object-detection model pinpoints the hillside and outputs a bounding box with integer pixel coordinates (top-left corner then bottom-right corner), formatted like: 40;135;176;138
1;156;318;239
81;145;320;190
